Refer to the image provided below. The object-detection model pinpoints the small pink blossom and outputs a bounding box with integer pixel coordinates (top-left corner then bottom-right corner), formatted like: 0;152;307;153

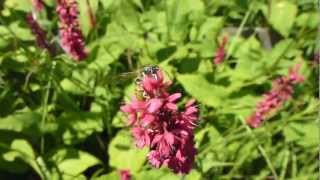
148;151;163;168
119;169;131;180
121;68;199;174
247;64;304;128
214;36;228;65
56;0;87;61
132;127;150;148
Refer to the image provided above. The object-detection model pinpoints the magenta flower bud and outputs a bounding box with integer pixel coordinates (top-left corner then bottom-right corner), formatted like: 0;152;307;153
26;13;54;55
119;169;131;180
214;36;228;65
56;0;87;61
247;64;304;128
121;68;199;174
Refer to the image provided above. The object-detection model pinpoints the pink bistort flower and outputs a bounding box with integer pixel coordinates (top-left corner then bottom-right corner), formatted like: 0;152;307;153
214;36;228;65
247;64;304;128
56;0;87;61
26;13;54;55
121;68;199;174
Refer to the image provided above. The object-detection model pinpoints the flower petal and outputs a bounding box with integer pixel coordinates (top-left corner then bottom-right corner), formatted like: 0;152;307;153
168;93;181;102
120;104;133;113
165;103;177;110
147;98;163;113
141;114;155;126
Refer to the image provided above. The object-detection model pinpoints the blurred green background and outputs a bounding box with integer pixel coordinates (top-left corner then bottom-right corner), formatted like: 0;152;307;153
0;0;318;179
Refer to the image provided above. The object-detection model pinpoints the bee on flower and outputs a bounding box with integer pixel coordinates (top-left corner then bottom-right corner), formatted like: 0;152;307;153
121;65;199;174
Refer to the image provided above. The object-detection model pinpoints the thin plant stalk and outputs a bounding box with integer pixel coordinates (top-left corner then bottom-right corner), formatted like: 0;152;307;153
239;116;279;179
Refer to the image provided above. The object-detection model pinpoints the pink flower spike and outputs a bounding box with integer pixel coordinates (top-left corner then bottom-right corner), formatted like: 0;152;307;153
246;63;304;128
56;0;87;61
214;35;228;65
121;67;199;174
288;64;304;83
26;13;54;55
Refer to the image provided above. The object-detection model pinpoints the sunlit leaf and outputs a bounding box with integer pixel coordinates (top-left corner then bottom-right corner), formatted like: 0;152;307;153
108;130;147;172
49;148;100;176
268;1;297;37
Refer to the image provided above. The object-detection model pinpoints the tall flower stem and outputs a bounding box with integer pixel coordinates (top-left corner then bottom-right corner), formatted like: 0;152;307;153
226;9;251;60
40;61;56;154
239;116;279;179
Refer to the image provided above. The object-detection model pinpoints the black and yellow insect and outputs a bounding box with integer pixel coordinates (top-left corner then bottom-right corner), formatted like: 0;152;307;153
133;65;160;100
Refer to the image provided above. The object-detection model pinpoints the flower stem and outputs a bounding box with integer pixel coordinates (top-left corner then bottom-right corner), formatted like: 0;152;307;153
226;9;251;60
239;116;279;179
40;61;56;154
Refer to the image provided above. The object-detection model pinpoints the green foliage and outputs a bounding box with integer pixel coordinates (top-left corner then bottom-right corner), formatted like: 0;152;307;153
108;130;147;172
0;0;317;179
268;1;297;37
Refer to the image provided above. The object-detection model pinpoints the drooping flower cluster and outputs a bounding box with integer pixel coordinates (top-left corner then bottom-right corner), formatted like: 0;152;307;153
247;64;304;128
121;69;199;174
56;0;87;61
26;13;54;55
119;169;131;180
31;0;44;12
214;36;228;65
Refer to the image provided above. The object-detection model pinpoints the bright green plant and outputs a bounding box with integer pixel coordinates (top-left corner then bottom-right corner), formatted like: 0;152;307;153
0;0;318;179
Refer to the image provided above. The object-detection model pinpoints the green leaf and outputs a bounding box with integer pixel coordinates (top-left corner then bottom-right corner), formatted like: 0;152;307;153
196;126;228;172
263;39;293;68
60;68;96;95
108;130;147;172
0;26;12;49
79;0;99;36
231;36;264;81
58;112;103;145
185;170;202;180
113;0;142;33
177;74;228;107
0;112;41;137
268;1;297;37
9;22;33;41
49;148;100;176
283;121;318;147
93;171;118;180
166;0;204;43
197;17;224;41
296;12;319;29
135;169;180;180
87;43;119;71
1;139;44;178
4;0;31;12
